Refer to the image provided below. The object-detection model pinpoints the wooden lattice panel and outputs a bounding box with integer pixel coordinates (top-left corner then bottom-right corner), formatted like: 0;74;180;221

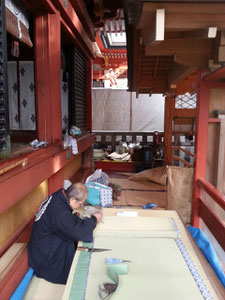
175;93;197;109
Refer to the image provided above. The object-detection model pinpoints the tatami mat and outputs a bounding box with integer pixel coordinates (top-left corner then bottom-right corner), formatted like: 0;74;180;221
23;275;65;300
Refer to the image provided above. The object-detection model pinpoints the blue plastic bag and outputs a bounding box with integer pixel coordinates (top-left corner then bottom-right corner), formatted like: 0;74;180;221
86;183;101;206
188;225;225;288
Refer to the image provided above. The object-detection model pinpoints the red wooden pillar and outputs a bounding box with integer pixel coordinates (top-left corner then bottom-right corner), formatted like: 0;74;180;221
86;59;92;131
164;95;174;165
35;12;62;143
35;11;63;194
35;13;49;141
192;73;210;227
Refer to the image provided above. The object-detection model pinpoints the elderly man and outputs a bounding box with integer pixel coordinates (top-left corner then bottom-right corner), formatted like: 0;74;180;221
28;183;102;284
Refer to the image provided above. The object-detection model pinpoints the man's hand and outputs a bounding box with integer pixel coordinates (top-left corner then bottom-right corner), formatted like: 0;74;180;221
92;212;102;223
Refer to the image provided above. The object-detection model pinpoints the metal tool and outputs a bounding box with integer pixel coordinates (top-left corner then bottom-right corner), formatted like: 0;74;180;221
105;258;132;264
77;246;111;252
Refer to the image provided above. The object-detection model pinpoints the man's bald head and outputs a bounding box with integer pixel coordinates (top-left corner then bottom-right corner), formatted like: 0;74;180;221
65;183;87;202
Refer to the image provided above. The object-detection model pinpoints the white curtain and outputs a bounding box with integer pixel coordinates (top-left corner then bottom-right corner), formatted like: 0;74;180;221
7;61;36;130
61;70;69;131
19;61;35;130
92;89;165;131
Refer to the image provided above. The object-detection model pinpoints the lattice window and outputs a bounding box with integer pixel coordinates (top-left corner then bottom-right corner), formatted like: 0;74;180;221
68;46;87;132
175;93;197;109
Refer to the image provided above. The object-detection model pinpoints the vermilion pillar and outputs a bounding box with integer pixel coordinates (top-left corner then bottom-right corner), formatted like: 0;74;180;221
35;11;63;194
35;12;62;143
192;73;210;227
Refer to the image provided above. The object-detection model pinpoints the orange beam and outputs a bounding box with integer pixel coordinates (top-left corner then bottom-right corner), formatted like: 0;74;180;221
70;0;95;42
96;31;105;52
51;0;95;58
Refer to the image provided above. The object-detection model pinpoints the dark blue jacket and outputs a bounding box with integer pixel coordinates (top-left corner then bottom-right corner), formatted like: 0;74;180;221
28;189;97;284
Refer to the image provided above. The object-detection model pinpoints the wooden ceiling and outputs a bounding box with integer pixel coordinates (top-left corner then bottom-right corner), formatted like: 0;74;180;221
123;0;225;95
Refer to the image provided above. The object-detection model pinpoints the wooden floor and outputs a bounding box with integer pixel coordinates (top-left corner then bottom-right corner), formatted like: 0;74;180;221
107;172;167;209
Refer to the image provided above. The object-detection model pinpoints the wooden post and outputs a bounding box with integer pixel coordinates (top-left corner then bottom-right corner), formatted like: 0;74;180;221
192;73;210;227
35;14;49;141
164;95;174;165
35;12;62;143
35;12;63;193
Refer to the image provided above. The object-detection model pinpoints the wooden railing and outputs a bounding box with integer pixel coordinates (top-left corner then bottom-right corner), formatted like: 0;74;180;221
93;131;163;152
195;178;225;252
172;146;195;167
93;131;196;167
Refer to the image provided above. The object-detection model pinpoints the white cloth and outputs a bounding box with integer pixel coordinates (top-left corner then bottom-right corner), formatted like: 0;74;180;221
71;138;78;155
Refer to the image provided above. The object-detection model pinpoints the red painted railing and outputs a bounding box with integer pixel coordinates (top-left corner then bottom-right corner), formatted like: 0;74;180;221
195;178;225;251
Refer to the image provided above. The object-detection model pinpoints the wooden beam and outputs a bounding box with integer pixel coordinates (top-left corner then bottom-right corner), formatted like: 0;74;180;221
203;65;225;81
141;9;165;46
146;38;212;68
138;79;168;91
142;2;225;16
175;52;211;68
174;109;196;118
168;64;196;85
70;0;95;42
165;13;225;31
180;28;217;39
146;38;212;56
0;135;95;214
51;0;95;59
21;0;56;14
180;27;217;39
